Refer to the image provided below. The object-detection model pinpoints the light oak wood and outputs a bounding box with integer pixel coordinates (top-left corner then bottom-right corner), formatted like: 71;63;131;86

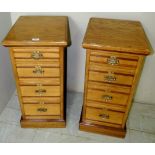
82;18;151;55
23;104;60;115
79;122;126;138
83;118;122;128
80;18;152;138
87;81;131;94
2;16;71;46
21;119;66;128
19;78;60;86
15;59;60;67
2;16;70;128
13;47;59;52
13;47;60;58
89;62;136;75
22;97;60;104
90;50;139;60
87;89;129;106
85;107;124;125
20;86;60;97
17;67;60;77
81;50;91;122
9;48;26;117
89;71;134;86
90;51;138;68
83;119;121;129
86;101;126;112
59;47;65;119
24;115;61;120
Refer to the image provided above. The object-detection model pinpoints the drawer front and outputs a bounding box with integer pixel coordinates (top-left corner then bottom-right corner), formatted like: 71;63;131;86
17;67;60;77
87;89;129;106
20;86;60;97
13;47;60;59
89;71;133;86
85;107;124;125
19;78;60;86
15;59;60;67
87;81;131;94
89;62;135;75
22;97;60;104
23;104;60;116
90;50;138;68
86;101;126;112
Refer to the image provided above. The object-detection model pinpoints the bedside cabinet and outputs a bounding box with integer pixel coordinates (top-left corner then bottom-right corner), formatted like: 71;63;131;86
79;18;152;137
2;16;71;128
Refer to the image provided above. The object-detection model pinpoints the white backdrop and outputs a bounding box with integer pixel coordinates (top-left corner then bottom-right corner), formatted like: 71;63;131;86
10;12;155;104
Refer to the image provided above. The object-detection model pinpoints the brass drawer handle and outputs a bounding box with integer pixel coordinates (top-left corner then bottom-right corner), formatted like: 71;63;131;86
32;37;40;41
107;56;119;65
104;75;116;82
31;51;43;59
102;95;113;101
33;66;44;74
37;108;47;112
35;89;46;95
99;114;109;119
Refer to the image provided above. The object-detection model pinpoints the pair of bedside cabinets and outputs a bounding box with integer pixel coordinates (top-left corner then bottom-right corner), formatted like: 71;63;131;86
2;16;151;138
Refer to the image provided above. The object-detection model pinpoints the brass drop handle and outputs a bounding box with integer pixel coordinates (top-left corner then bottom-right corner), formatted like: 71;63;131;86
35;89;46;94
104;75;116;82
107;56;119;65
33;66;44;74
99;114;109;119
37;108;47;112
102;95;113;101
31;51;43;59
32;37;40;41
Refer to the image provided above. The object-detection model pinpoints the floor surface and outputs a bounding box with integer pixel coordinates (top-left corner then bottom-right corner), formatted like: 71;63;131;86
0;91;155;143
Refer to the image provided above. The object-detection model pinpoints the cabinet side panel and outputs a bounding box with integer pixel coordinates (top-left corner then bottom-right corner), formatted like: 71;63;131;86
60;47;65;120
9;47;25;117
81;49;91;121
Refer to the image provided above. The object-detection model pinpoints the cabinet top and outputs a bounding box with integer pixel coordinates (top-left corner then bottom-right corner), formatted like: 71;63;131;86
2;16;71;47
82;18;152;55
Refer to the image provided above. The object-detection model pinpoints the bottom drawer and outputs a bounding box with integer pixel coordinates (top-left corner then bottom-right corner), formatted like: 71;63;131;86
23;104;60;116
85;107;124;125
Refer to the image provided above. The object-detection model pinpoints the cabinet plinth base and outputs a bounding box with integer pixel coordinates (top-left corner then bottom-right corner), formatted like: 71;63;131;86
20;117;66;128
79;121;126;138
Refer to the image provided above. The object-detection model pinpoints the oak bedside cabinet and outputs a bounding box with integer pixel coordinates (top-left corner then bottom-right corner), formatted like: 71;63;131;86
79;18;152;137
2;16;71;128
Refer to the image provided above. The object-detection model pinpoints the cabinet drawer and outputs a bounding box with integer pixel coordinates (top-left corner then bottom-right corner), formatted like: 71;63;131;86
17;67;60;77
23;104;60;116
86;101;126;112
89;71;133;86
22;97;60;104
20;86;60;97
15;59;60;67
19;78;60;86
89;62;136;75
87;81;131;94
13;47;60;59
87;89;129;106
85;107;124;125
90;50;138;68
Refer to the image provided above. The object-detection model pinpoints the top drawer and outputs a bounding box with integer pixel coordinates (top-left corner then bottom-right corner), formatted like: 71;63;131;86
12;47;60;59
90;50;138;68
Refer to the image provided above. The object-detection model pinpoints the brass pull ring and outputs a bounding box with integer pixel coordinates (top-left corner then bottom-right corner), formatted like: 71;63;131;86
107;56;119;65
99;114;109;119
